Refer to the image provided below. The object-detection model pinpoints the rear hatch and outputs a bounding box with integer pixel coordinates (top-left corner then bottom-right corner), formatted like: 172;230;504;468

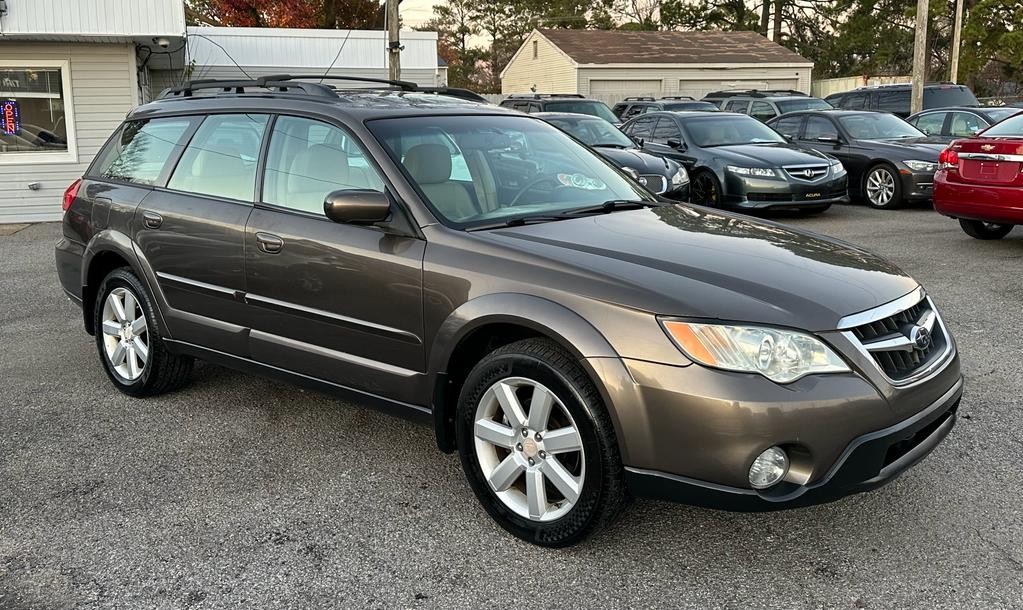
952;138;1023;186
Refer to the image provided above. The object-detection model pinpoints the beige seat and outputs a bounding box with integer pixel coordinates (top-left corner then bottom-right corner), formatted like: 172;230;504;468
404;144;478;220
183;143;250;200
464;149;498;213
285;144;350;214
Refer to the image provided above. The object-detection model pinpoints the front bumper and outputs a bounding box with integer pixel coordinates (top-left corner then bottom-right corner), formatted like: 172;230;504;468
624;377;961;511
900;169;936;202
723;171;848;209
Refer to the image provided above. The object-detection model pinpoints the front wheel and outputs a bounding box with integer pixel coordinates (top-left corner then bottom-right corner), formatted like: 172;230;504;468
959;219;1014;240
864;164;903;209
690;170;722;207
455;339;628;547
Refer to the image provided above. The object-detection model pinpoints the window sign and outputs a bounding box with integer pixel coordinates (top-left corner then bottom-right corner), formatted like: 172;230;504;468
2;100;20;136
0;67;69;155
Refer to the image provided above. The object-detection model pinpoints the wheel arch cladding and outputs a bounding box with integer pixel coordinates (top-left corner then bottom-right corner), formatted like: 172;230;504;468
428;293;620;453
81;232;139;335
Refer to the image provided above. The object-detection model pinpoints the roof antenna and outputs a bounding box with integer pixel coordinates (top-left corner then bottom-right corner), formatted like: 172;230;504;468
321;29;353;84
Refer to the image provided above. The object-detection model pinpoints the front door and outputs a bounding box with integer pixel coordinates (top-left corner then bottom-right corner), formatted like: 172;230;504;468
243;115;427;405
134;113;270;355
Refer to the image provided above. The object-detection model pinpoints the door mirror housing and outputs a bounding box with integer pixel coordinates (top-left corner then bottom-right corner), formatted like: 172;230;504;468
666;138;684;149
817;135;843;145
783;134;795;143
323;190;390;225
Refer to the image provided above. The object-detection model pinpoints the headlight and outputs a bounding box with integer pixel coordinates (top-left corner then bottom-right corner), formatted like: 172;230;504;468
660;320;850;383
671;166;689;187
904;160;938;172
827;157;843;167
726;165;778;178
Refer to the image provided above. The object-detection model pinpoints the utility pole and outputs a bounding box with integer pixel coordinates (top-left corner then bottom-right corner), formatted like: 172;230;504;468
910;0;929;114
386;0;401;81
950;0;965;83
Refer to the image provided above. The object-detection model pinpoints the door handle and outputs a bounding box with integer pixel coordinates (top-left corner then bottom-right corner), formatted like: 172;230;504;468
142;211;163;229
255;232;284;254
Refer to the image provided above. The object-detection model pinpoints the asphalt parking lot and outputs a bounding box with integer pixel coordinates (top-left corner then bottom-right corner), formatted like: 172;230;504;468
1;204;1021;609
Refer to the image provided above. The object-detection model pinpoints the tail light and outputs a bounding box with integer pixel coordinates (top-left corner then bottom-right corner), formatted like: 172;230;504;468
62;178;82;213
938;147;959;170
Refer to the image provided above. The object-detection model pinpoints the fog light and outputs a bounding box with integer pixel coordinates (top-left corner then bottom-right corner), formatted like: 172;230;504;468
749;446;789;489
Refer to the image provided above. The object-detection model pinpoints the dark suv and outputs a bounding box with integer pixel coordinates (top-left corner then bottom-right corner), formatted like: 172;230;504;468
55;75;962;547
830;83;980;118
714;91;832;122
498;94;619;124
612;97;720;120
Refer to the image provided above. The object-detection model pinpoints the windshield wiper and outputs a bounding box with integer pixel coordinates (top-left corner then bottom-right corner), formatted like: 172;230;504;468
591;142;628;149
562;199;660;216
465;214;577;231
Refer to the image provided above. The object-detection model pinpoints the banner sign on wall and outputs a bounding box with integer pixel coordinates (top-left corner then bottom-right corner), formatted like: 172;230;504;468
1;100;20;136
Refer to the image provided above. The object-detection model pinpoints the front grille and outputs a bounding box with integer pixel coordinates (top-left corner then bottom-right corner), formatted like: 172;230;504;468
848;296;947;382
638;174;668;194
783;165;829;182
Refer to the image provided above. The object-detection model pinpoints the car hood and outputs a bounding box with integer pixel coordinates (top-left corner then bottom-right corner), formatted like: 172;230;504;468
858;137;946;158
710;143;832;167
482;205;918;331
594;146;675;174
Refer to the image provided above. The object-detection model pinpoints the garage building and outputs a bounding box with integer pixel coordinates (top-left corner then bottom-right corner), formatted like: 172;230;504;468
501;29;813;102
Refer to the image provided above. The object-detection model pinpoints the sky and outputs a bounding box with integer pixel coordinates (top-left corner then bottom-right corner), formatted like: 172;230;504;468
399;0;437;28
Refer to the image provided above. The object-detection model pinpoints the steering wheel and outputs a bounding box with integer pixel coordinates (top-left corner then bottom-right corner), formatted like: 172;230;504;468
510;175;569;205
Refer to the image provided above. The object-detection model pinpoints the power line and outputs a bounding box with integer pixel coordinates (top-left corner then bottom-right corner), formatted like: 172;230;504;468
189;32;254;80
320;29;354;83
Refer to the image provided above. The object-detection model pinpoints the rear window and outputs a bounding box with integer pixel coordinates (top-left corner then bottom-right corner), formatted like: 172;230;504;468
924;86;978;108
92;117;196;185
543;101;618;123
981;114;1023;137
776;98;832;113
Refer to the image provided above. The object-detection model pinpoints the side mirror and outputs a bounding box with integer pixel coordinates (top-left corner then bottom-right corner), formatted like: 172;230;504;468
817;135;842;145
323;189;390;225
783;134;795;143
666;138;684;149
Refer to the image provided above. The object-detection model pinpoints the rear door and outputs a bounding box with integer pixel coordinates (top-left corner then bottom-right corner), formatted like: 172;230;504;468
243;114;426;404
135;113;270;355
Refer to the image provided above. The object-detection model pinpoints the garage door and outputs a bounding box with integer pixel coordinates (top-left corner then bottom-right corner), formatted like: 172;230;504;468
589;79;663;97
678;78;799;100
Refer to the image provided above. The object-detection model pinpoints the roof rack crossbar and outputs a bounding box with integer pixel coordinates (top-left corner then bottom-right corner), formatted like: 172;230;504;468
159;75;338;99
505;93;585;99
623;96;655;101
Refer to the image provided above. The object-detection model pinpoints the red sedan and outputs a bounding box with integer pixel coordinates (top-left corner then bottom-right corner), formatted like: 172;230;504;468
934;112;1023;239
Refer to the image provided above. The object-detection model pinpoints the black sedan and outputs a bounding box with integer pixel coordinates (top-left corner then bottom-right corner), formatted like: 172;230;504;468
535;112;690;200
906;106;1022;142
621;111;847;213
768;110;946;209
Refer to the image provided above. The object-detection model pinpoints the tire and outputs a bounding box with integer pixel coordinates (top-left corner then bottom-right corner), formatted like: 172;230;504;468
959;219;1014;240
863;164;903;209
455;338;628;547
691;170;723;207
93;267;192;397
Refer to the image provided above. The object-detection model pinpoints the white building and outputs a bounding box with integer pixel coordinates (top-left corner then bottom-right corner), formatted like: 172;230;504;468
502;29;814;102
0;1;443;223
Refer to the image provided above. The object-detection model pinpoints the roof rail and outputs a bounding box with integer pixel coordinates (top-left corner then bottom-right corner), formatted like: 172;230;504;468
408;86;488;103
505;93;586;99
703;89;809;99
623;96;655;101
158;74;441;100
658;95;695;100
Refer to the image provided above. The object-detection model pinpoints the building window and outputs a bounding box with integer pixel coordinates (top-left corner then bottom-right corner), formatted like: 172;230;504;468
0;62;77;164
532;41;538;59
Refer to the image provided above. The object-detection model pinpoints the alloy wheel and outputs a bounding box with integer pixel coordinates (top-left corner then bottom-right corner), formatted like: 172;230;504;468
692;173;718;206
473;377;585;522
100;287;149;381
866;167;896;207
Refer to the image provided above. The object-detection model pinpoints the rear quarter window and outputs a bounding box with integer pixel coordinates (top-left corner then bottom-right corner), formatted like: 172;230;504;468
91;117;197;185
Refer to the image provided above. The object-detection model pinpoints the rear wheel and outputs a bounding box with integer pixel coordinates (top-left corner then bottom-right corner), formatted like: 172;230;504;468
864;164;903;209
455;338;628;547
959;219;1014;240
691;170;722;207
94;268;192;396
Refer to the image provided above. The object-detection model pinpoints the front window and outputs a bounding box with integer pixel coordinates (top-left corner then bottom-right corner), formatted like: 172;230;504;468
0;66;75;162
683;116;786;147
368;115;652;228
542;100;618;123
776;98;832;114
980;114;1023;137
838;113;923;140
547;117;634;148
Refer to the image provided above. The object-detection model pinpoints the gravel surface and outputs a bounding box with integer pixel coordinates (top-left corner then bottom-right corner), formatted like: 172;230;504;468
1;206;1021;609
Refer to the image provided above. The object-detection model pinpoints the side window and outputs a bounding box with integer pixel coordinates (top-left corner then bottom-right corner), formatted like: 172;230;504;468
750;101;777;121
840;93;866;110
948;112;985;137
629;116;658;141
93;117;195;185
876;90;908;112
912;112;946;136
803;116;839;140
167;114;268;201
612;103;628;117
772;115;803;139
527;103;542;113
624;104;645;119
650;117;682;144
262;116;385;215
724;99;749;113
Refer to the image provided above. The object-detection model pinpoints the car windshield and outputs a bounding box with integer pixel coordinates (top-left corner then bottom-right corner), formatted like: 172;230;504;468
985;108;1022;124
543;100;619;123
838;113;924;140
683;115;786;147
776;98;833;113
980;113;1023;137
546;117;634;148
368;115;653;228
663;102;720;112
